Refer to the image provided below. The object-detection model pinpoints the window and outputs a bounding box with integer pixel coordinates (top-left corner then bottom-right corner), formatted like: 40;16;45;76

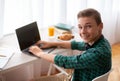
1;0;120;44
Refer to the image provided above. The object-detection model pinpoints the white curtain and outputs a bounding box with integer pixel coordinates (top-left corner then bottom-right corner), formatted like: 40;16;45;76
0;0;4;39
2;0;120;44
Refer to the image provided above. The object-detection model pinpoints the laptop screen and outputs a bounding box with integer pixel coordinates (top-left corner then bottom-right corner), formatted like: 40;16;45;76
15;22;40;50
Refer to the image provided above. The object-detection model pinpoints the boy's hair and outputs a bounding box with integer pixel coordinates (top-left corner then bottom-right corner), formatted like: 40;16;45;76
77;8;102;25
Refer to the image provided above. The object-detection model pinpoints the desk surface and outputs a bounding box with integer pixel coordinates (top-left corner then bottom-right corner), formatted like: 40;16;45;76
0;33;38;73
0;28;81;73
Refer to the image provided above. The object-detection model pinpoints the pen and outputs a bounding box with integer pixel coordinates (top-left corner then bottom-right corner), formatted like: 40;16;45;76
0;54;6;57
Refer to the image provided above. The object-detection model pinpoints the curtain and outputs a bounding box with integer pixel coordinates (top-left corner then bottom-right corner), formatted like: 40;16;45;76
0;0;4;39
2;0;120;44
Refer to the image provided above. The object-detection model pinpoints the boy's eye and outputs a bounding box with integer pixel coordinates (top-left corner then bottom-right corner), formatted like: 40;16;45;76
78;24;82;29
78;26;82;29
85;25;91;28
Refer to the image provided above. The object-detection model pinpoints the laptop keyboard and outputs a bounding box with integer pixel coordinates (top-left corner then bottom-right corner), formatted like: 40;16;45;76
22;48;34;55
22;47;56;56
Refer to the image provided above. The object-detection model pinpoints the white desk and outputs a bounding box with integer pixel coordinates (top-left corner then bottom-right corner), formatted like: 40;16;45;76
0;28;81;81
0;28;55;72
0;33;40;81
0;34;71;81
0;33;38;71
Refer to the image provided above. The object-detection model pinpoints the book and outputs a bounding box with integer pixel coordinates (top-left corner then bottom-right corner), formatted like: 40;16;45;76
54;27;72;34
0;47;14;70
54;23;74;31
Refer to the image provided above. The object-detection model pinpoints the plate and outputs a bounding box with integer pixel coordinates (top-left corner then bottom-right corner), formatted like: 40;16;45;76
57;38;74;42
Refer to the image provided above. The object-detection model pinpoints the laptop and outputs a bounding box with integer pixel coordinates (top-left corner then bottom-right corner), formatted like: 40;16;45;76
15;21;55;56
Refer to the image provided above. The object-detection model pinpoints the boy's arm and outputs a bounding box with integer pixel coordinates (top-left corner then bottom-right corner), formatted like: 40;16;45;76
52;41;71;48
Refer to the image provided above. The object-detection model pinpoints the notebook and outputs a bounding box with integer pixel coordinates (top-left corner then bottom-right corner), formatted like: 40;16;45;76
0;47;14;70
15;21;55;56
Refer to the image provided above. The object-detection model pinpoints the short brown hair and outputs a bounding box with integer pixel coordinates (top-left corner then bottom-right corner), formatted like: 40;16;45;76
77;8;102;25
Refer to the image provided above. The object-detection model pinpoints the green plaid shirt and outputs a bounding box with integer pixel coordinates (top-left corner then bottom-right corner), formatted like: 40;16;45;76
54;35;111;81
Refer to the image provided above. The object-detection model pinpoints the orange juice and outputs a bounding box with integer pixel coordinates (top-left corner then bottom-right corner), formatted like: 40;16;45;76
48;26;54;36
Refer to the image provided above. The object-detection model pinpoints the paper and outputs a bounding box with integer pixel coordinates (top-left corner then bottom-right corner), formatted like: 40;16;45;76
0;47;14;70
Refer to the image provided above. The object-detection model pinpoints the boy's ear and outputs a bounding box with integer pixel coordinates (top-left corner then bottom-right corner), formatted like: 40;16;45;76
98;23;103;33
99;23;103;30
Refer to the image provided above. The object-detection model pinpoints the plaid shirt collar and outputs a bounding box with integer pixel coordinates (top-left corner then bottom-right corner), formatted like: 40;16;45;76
85;35;104;50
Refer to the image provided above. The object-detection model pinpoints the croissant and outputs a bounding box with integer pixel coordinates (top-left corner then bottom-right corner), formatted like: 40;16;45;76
58;33;74;40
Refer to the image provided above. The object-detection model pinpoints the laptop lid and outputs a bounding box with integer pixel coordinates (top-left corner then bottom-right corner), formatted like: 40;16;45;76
15;21;40;51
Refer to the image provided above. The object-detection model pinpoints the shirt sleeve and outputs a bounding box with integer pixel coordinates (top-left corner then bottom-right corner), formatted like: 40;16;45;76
71;40;86;51
54;48;108;69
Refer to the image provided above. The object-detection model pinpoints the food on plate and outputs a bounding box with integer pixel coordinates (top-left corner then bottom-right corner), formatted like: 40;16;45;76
58;32;74;41
62;31;72;34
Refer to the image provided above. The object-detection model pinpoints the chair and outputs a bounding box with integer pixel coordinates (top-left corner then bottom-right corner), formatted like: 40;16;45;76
92;69;112;81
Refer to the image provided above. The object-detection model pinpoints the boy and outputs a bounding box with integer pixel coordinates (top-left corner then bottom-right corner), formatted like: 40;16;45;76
29;8;111;81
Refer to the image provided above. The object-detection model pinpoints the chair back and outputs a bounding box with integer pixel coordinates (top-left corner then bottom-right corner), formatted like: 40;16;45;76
92;70;111;81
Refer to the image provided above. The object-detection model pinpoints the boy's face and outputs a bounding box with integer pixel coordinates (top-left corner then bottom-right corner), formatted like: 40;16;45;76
78;17;103;44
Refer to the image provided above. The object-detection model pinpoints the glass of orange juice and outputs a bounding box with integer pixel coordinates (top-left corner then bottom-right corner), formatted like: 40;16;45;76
48;26;55;37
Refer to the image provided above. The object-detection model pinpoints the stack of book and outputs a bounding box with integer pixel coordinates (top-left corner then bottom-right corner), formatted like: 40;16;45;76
54;23;74;34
